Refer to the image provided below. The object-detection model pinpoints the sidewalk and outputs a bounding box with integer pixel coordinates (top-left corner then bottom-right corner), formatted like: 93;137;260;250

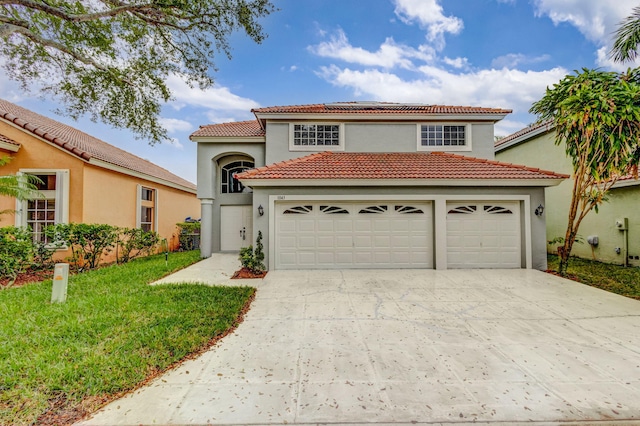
152;252;264;287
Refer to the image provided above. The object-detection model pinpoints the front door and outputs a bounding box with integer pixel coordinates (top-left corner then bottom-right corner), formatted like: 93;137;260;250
220;205;253;251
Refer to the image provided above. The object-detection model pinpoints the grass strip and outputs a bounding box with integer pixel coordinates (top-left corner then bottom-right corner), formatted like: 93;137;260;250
0;250;255;425
548;254;640;300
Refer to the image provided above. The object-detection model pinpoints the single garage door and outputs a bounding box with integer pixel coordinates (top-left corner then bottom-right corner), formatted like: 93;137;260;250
276;202;433;269
447;201;521;268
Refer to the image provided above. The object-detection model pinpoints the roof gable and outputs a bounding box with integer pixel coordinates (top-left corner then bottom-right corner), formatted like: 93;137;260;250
191;120;265;138
0;99;195;191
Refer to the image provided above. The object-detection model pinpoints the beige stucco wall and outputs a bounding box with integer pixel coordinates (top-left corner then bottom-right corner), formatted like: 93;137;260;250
1;121;200;264
0;120;85;226
496;131;640;266
83;165;200;251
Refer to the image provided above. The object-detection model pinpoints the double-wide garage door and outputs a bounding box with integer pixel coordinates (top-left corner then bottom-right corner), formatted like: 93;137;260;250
275;200;522;269
276;202;433;269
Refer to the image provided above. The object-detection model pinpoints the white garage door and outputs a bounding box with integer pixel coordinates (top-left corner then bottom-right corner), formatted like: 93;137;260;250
447;202;521;269
276;202;433;269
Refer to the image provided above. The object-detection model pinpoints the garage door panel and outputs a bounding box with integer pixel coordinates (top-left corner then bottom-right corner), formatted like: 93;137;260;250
276;201;433;269
298;220;316;232
336;236;353;248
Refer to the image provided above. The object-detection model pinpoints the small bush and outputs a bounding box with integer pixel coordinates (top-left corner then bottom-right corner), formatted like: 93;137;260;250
46;223;119;271
0;227;33;287
176;221;200;250
117;228;160;264
238;231;265;273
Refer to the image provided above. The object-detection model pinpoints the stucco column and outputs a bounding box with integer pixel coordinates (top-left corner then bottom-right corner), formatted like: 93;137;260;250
200;199;214;258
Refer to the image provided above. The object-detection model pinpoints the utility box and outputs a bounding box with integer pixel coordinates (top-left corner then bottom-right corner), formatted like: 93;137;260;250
51;263;69;303
616;218;629;231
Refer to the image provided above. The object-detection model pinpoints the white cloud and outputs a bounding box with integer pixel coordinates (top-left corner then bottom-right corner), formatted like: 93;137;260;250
317;64;567;118
532;0;640;68
490;53;551;69
165;137;184;150
442;56;469;69
392;0;463;48
309;29;435;69
166;74;260;112
159;117;193;134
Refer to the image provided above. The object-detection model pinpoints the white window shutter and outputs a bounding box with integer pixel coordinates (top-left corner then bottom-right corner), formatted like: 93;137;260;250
153;190;158;232
135;184;142;228
55;170;70;224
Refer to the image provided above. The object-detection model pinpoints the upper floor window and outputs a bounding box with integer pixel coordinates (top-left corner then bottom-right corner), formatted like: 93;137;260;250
289;123;344;151
417;124;471;151
221;160;254;194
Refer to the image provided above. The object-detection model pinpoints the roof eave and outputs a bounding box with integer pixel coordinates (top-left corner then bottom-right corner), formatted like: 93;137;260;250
89;158;197;193
236;177;566;187
0;140;20;152
495;123;555;152
190;135;266;143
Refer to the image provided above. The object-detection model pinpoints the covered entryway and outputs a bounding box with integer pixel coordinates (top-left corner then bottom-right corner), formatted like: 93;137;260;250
446;201;521;268
275;201;433;269
220;205;253;251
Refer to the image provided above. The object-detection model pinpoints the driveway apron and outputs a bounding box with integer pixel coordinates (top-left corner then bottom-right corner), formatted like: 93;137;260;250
79;268;640;425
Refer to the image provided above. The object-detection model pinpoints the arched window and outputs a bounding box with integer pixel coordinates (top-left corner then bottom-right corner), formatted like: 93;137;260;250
221;160;254;194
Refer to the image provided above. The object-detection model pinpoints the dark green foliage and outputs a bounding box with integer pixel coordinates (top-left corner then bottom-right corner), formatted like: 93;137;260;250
117;228;160;264
0;0;275;143
176;221;200;250
611;6;640;63
0;226;34;286
45;223;119;270
530;68;640;274
238;232;265;273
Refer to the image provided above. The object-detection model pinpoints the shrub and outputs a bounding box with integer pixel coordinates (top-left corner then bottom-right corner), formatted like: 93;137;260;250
47;223;119;271
176;221;200;251
117;228;160;264
0;226;34;287
238;231;265;273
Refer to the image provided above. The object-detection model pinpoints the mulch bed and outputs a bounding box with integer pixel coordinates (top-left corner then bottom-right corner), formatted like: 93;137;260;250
0;268;56;289
231;267;267;279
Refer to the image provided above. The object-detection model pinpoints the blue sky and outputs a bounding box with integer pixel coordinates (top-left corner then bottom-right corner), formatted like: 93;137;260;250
2;0;639;184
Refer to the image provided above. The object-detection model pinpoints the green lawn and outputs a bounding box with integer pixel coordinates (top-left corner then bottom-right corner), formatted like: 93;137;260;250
0;250;255;425
548;254;640;300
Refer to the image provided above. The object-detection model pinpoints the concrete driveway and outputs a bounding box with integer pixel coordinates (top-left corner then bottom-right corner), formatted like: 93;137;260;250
80;260;640;425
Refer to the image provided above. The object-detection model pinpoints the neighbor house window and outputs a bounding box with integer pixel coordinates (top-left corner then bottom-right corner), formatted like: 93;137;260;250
289;123;344;151
221;160;254;194
417;124;471;151
136;185;157;232
15;170;70;244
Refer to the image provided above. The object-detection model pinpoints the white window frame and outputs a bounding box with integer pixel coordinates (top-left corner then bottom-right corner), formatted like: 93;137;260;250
14;169;70;245
289;123;345;151
416;123;472;152
136;185;158;232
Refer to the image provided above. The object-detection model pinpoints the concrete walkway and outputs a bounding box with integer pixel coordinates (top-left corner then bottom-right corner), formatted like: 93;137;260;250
79;256;640;425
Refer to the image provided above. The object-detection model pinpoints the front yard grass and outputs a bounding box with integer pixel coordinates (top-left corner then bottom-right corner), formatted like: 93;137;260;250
0;250;255;425
548;254;640;300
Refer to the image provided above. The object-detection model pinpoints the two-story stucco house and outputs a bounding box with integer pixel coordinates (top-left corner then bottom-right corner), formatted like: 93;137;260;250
191;102;567;271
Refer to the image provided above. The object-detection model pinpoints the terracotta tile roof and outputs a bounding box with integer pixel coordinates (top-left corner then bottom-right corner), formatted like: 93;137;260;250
495;120;554;148
253;102;512;115
0;99;195;190
235;152;568;181
191;120;265;138
0;133;20;147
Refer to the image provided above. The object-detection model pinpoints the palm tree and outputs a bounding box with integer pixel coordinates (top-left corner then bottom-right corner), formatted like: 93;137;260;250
0;156;42;216
611;6;640;63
